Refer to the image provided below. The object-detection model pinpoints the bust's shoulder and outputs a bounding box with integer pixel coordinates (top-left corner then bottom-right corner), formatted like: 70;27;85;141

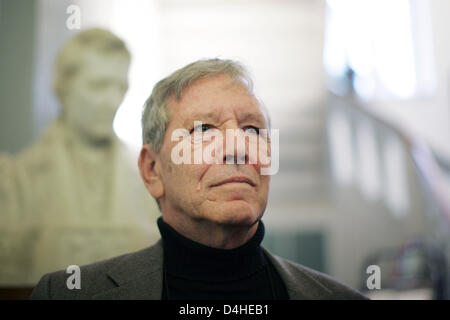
14;120;63;167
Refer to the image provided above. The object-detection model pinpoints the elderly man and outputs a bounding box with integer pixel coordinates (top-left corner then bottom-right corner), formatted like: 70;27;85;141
30;59;366;299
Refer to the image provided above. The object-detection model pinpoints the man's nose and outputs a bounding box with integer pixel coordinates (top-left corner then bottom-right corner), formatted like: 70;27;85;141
222;128;248;165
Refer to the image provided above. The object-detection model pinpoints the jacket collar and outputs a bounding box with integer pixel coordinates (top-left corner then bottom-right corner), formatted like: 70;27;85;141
92;240;164;299
91;239;333;300
262;247;333;299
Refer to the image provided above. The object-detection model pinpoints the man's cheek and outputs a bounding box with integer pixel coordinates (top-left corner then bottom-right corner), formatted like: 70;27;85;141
164;157;179;174
258;178;270;197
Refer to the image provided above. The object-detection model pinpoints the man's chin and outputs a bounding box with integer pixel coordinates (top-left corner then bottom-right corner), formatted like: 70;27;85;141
204;201;262;226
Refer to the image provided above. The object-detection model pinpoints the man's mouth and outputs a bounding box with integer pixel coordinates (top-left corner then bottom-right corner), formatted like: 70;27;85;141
210;176;256;188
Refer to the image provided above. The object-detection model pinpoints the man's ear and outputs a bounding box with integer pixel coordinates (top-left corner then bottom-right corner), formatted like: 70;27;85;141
138;144;164;200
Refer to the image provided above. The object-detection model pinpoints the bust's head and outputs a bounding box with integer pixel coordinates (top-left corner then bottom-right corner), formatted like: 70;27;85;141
54;28;131;144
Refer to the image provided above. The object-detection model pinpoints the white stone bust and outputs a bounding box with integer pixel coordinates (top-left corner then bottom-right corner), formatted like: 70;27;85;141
54;28;130;146
0;29;160;286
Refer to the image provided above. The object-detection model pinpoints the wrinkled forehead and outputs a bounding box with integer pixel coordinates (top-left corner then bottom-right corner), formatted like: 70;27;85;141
166;75;270;128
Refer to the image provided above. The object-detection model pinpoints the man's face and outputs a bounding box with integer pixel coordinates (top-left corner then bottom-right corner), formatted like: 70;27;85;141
157;74;271;227
61;51;130;143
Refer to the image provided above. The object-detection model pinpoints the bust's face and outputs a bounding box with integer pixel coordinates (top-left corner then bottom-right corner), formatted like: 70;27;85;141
61;51;129;144
157;74;271;227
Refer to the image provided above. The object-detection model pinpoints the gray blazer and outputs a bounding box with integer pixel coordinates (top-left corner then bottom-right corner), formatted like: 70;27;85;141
30;239;367;300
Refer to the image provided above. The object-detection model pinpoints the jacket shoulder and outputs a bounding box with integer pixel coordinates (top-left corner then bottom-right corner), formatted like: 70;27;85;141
29;244;159;300
264;250;368;300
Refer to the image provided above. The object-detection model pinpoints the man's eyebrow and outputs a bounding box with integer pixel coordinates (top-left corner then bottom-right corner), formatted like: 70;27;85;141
183;110;220;127
239;112;266;126
182;109;267;127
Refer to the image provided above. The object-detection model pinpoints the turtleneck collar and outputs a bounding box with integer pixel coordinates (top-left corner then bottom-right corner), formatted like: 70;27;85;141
157;217;266;283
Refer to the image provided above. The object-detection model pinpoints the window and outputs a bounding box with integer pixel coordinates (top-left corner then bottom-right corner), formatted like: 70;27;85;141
324;0;436;100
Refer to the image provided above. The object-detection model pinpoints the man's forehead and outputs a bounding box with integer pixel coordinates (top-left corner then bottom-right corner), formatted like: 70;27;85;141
166;74;269;127
177;103;267;126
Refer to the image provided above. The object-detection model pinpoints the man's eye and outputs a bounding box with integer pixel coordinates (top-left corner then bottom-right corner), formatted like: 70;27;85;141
191;124;212;133
244;126;260;134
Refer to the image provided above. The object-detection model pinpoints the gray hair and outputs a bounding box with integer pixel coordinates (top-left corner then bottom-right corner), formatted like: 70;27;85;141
141;58;261;152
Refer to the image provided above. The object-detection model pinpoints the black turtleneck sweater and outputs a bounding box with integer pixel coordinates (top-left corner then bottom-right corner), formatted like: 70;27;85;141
157;217;289;300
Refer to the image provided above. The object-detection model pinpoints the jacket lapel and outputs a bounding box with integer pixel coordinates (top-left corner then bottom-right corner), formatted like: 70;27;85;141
92;240;164;299
262;247;333;300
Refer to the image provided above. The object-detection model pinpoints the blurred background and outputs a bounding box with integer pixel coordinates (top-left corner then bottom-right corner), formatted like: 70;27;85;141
0;0;449;299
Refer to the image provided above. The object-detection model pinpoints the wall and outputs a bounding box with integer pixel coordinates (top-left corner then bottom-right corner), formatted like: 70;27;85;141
0;0;35;154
